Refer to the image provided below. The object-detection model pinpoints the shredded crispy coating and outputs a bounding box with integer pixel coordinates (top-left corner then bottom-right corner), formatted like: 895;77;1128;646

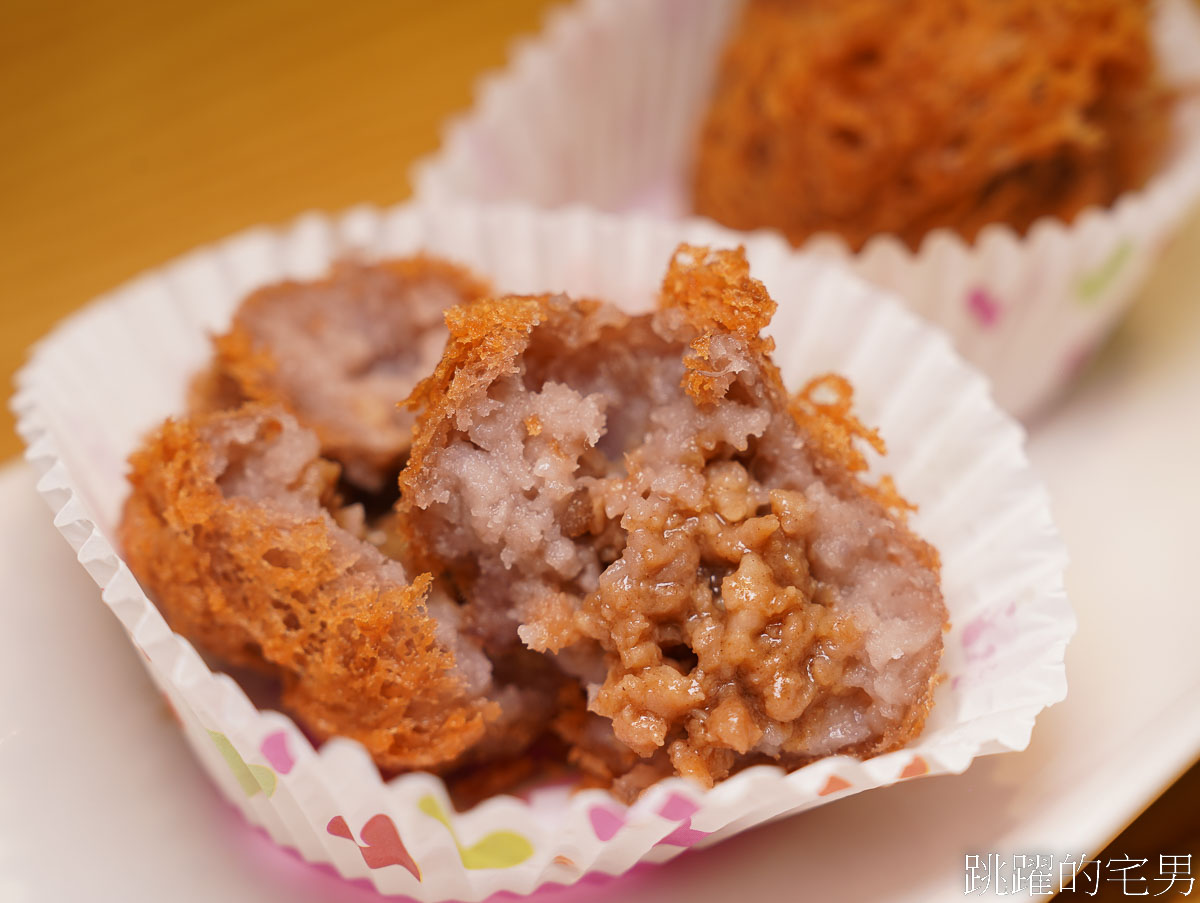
693;0;1169;251
119;404;495;771
662;244;779;405
790;373;923;523
198;257;490;489
400;294;558;474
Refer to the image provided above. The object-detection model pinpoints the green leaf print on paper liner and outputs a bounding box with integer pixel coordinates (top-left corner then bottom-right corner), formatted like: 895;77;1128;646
208;730;276;797
418;794;534;869
1076;240;1132;304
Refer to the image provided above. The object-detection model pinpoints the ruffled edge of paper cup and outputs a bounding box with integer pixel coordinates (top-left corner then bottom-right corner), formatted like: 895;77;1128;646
12;202;1071;901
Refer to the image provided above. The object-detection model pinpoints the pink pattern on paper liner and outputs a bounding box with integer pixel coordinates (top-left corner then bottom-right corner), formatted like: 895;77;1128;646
588;806;625;842
327;814;421;880
238;811;643;901
952;600;1024;693
966;287;1003;328
588;792;711;849
656;794;705;848
326;799;532;878
260;730;295;775
818;774;852;796
962;601;1018;665
899;756;929;779
659;819;708;848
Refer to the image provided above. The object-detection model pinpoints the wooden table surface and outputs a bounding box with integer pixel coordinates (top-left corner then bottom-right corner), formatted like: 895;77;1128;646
0;0;559;457
0;2;1195;900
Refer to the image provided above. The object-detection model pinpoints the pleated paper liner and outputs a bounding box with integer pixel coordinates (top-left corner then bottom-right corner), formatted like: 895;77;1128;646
13;203;1071;901
413;0;1200;418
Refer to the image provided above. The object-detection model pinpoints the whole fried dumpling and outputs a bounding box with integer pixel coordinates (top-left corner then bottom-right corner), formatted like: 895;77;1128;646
692;0;1168;251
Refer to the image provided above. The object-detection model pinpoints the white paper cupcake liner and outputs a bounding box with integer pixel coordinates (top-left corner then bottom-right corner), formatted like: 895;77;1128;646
12;203;1071;901
413;0;1200;419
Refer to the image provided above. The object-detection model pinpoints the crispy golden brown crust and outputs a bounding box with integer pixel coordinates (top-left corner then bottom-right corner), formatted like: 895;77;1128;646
693;0;1169;251
662;243;779;405
400;295;553;481
119;405;495;771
